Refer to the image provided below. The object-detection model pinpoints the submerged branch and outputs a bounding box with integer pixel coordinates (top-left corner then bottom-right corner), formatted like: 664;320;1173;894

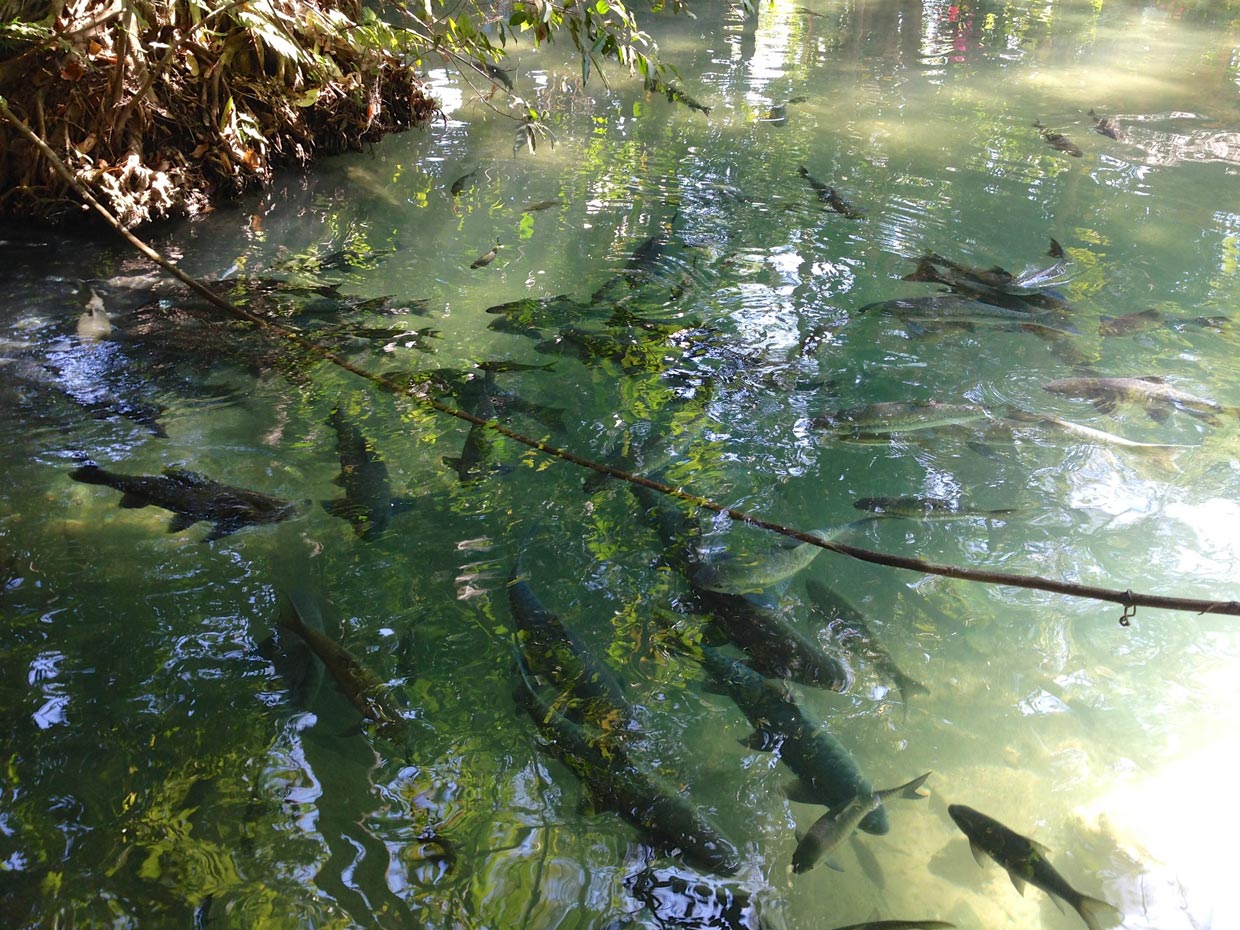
5;95;1237;620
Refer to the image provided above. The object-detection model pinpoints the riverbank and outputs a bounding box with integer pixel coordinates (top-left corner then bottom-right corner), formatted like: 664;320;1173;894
0;0;438;228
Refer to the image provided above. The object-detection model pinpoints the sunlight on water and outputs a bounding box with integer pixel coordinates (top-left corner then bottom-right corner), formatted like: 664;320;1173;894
4;0;1240;928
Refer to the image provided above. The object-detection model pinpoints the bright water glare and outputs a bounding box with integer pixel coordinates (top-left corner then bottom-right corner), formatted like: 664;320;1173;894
3;2;1240;929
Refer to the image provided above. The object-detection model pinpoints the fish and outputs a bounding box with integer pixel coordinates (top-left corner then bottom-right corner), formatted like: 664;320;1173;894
276;588;407;738
1035;122;1084;157
811;400;994;437
1089;109;1124;140
916;252;1015;290
470;240;501;268
516;659;741;875
521;199;561;212
805;579;929;707
322;405;415;537
689;523;868;594
1002;409;1196;464
450;168;479;196
507;543;634;731
1043;375;1236;424
69;463;299;540
75;282;112;340
901;258;1068;312
443;371;504;482
260;584;328;711
798;166;865;218
1010;239;1071;289
853;496;1016;520
861;296;1077;335
1098;308;1165;336
644;77;712;115
791;773;931;873
694;644;886;833
948;804;1119;930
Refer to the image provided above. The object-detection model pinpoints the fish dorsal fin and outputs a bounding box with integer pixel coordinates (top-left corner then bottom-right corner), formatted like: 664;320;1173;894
166;513;197;532
968;839;990;869
783;779;819;804
1008;870;1027;895
1028;837;1051;856
739;728;779;752
824;857;844;872
1048;238;1065;258
1137;375;1166;384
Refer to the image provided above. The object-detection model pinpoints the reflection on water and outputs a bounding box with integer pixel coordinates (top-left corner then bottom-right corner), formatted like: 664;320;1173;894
3;0;1240;928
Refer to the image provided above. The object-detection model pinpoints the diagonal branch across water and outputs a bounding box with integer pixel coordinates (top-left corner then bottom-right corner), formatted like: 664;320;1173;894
5;95;1237;621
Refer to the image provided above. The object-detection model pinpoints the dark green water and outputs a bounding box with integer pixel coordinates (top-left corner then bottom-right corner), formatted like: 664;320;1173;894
4;1;1240;928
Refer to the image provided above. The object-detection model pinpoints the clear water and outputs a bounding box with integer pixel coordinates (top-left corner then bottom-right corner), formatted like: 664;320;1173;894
3;1;1240;928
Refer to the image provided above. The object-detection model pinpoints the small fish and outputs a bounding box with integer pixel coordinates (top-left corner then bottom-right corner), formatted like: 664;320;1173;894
1044;375;1235;424
450;169;479;196
811;400;993;437
521;199;561;212
1098;308;1164;336
1003;409;1196;465
798;166;864;218
1089;109;1124;140
949;804;1119;930
853;496;1016;520
69;463;298;540
1035;121;1083;157
470;240;501;269
792;773;931;873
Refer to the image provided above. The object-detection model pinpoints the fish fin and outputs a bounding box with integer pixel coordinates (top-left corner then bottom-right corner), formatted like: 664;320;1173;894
824;857;844;872
897;675;930;700
1145;402;1172;424
441;456;462;471
968;839;990;869
783;779;820;804
738;729;778;752
118;492;150;509
1028;837;1051;856
1136;375;1166;383
1009;871;1028;896
897;771;932;799
1048;238;1065;258
1091;397;1119;416
166;513;198;532
1076;895;1121;930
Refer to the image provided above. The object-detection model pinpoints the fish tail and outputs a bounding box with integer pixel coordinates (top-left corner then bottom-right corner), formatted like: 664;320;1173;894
897;771;933;798
1075;894;1120;930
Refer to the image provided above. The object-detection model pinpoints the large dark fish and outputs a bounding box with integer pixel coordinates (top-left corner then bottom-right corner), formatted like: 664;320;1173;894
804;580;928;708
508;544;633;731
516;661;742;875
629;484;851;691
277;588;407;739
695;644;886;834
798;166;865;218
69;463;298;540
322;406;414;537
948;804;1119;930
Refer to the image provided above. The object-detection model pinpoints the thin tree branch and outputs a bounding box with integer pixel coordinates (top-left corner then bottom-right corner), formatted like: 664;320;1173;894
3;93;1237;620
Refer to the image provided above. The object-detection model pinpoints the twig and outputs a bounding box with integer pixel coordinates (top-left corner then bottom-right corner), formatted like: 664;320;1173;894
3;94;1238;619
